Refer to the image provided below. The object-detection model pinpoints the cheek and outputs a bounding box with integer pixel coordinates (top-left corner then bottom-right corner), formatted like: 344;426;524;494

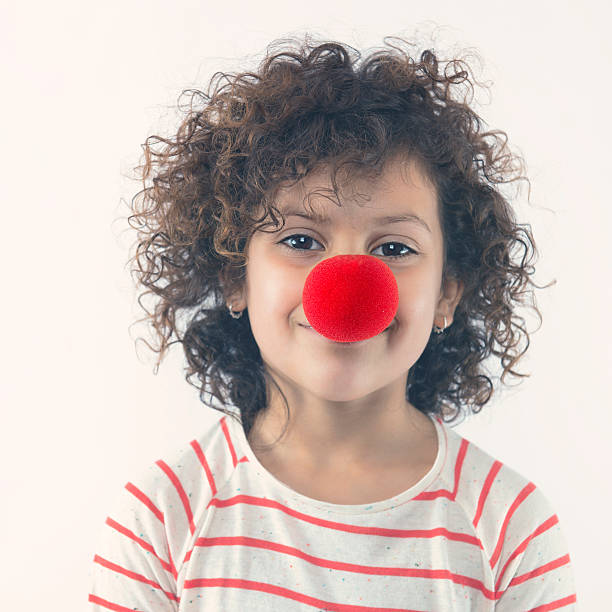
246;256;304;319
396;271;440;318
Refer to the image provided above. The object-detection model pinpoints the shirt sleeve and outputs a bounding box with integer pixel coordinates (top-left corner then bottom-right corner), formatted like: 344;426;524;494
493;486;578;610
87;464;181;611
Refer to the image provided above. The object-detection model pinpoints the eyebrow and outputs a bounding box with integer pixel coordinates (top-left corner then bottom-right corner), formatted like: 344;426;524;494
281;208;432;234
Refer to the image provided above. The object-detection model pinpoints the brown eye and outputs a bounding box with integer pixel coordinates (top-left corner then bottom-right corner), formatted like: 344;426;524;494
279;234;417;259
280;234;321;252
372;242;416;259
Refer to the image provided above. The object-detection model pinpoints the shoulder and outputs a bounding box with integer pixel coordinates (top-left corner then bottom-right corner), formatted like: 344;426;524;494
97;410;246;580
442;425;558;524
118;410;245;522
438;424;561;534
438;424;575;605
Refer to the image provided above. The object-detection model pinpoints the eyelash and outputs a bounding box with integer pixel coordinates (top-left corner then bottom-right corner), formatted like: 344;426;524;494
279;234;418;259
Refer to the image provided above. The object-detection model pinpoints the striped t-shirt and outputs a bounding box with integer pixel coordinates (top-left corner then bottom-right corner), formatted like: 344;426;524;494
88;409;577;611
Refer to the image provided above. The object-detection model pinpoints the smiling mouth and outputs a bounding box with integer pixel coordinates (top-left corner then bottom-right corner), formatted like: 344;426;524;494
298;323;394;338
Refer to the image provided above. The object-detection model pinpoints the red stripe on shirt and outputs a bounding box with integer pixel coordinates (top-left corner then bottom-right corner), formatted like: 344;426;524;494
208;495;483;545
220;416;240;467
490;481;536;568
156;459;196;535
92;554;179;602
182;576;425;611
190;535;497;600
125;481;164;523
88;594;147;611
506;553;573;589
190;438;218;496
495;514;560;592
526;593;577;611
105;516;173;574
473;460;503;528
413;437;469;502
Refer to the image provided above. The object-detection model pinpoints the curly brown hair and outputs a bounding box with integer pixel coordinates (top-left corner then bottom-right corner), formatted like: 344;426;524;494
127;34;547;442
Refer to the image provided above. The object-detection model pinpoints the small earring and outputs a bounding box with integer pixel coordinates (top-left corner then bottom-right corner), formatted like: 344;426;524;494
433;315;447;334
228;303;244;319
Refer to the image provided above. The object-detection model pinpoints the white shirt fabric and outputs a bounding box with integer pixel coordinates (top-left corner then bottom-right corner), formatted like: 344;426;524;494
88;409;577;610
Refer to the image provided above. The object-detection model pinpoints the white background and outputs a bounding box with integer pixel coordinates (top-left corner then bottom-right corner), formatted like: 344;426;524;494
1;1;609;609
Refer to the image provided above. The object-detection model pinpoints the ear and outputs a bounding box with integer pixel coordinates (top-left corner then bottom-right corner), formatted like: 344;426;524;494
225;287;246;311
218;268;247;311
435;276;464;326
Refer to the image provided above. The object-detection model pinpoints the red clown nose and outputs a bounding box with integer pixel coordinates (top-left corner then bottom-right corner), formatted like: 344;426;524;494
302;254;399;343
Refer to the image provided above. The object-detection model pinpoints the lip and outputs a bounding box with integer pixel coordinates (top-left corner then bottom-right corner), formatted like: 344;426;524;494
298;323;392;343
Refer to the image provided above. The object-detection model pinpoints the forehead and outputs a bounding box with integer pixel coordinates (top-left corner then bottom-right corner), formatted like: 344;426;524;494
272;155;439;224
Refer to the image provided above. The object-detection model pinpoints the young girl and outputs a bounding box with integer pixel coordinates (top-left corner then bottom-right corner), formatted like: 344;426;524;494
89;35;577;610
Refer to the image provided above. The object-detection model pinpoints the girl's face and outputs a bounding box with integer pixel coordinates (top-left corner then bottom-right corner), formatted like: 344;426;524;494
236;155;463;406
